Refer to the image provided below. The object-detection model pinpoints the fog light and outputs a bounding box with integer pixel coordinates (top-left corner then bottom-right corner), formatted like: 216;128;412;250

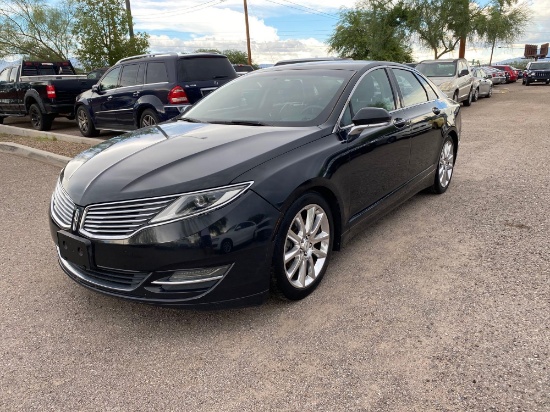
151;265;231;286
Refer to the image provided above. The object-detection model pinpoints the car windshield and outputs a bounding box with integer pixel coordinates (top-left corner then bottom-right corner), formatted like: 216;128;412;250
181;69;353;127
530;62;550;70
416;62;457;77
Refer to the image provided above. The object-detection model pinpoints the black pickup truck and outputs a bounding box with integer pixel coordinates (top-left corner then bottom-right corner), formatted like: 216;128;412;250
0;61;96;130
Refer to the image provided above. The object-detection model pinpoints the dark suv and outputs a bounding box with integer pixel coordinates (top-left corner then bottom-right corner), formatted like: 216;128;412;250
75;53;237;136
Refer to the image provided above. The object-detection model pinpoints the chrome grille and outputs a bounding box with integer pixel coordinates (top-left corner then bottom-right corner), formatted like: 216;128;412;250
80;195;179;239
51;181;75;229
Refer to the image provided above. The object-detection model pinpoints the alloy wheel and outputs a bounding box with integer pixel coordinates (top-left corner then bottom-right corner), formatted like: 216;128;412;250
77;109;89;133
438;140;454;189
141;114;157;127
284;204;330;289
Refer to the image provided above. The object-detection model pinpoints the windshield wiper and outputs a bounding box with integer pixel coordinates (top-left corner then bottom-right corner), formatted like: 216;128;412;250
209;120;267;126
179;117;203;123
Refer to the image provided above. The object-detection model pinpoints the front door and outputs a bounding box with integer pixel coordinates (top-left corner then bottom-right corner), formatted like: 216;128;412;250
113;63;144;128
90;66;122;129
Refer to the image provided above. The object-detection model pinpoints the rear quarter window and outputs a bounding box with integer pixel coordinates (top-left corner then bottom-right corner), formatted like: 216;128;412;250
178;57;237;82
146;62;168;84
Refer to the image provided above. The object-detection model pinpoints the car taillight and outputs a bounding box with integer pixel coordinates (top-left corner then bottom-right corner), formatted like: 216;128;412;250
46;84;56;99
168;86;188;104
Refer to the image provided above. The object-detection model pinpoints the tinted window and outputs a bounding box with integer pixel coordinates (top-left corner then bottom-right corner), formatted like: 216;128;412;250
344;69;395;125
100;67;121;91
178;57;237;81
392;69;428;107
146;62;168;84
0;68;10;82
416;62;457;77
417;75;438;100
120;64;140;87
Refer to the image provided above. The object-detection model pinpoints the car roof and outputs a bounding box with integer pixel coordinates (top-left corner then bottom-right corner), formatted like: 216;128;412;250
115;52;228;65
264;60;409;72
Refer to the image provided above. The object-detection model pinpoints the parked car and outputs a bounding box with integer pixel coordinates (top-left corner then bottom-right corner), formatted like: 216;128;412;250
491;65;517;82
232;64;255;76
481;66;506;85
471;67;493;100
50;60;461;308
74;52;238;136
416;58;474;105
274;57;351;66
510;66;523;79
522;61;550;85
0;61;96;130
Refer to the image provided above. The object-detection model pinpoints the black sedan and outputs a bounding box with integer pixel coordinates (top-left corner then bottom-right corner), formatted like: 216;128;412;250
49;61;461;308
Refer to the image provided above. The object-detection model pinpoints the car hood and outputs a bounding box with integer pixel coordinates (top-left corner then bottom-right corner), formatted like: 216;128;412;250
428;77;456;86
62;120;324;206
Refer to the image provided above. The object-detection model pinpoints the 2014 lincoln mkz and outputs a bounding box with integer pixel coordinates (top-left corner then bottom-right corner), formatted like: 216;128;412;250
49;61;461;308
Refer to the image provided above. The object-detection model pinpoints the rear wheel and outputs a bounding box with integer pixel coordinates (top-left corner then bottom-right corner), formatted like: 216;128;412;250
431;135;455;194
140;109;159;128
76;106;100;137
272;193;333;300
29;103;53;131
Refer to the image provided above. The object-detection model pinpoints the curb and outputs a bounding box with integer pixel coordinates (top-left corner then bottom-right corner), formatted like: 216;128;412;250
0;124;102;145
0;142;70;168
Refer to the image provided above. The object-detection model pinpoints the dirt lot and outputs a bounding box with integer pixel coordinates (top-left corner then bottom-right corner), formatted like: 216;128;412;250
0;81;548;411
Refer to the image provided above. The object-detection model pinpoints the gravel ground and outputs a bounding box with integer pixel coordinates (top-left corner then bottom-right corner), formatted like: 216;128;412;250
0;133;92;158
0;81;548;411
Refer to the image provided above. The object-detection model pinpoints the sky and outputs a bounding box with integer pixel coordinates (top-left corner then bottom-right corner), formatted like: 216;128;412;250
128;0;550;64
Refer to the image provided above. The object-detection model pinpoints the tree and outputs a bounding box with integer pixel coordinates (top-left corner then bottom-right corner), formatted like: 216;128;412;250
328;0;413;62
73;0;149;71
0;0;77;60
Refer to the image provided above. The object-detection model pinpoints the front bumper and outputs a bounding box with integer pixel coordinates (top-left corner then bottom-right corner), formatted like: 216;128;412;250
49;190;280;308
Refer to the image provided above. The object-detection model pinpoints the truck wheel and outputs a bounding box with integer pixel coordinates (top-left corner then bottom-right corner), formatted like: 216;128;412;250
140;109;159;128
29;103;53;131
77;106;99;137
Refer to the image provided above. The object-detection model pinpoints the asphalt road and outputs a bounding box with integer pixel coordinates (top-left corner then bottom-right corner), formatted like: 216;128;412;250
0;82;548;411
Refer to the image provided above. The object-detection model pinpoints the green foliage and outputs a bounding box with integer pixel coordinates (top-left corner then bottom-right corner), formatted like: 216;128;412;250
195;48;252;65
0;0;76;60
328;0;413;62
73;0;149;71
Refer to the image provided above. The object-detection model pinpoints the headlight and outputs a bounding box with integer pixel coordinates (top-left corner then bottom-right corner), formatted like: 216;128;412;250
438;82;453;92
150;182;253;224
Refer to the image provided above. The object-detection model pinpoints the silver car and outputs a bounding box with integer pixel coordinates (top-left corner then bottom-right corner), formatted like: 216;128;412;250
482;67;506;85
471;67;493;100
416;58;474;106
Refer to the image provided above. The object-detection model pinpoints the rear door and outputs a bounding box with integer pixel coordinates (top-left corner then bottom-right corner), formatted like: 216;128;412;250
177;56;237;103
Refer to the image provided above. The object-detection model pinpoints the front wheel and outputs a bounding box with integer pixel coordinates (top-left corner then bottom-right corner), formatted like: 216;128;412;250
463;89;472;106
472;87;479;102
29;103;53;131
76;106;100;137
452;91;459;103
525;79;530;86
0;116;4;124
140;109;159;128
486;85;493;98
432;136;455;194
272;193;333;300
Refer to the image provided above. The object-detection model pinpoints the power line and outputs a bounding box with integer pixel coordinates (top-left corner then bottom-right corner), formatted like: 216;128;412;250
133;0;226;19
263;0;339;19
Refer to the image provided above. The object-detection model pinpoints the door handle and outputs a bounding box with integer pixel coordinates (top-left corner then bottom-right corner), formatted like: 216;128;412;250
432;107;441;115
107;96;113;100
393;118;409;128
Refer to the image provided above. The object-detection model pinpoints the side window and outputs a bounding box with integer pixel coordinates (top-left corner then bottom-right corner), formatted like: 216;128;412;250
146;62;168;84
345;69;395;124
0;68;10;82
119;64;140;87
392;69;428;107
417;75;438;100
100;66;121;91
137;63;146;85
9;68;17;82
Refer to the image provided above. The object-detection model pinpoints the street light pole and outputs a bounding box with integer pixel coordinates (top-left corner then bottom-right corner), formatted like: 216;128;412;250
243;0;252;65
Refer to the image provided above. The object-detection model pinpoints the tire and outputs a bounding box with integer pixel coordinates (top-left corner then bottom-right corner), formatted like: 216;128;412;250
76;106;100;137
472;87;479;102
29;103;53;131
0;116;4;124
546;80;550;85
139;109;159;128
463;89;472;106
452;91;459;103
525;79;530;86
272;192;333;300
431;135;455;194
220;239;233;254
486;85;492;98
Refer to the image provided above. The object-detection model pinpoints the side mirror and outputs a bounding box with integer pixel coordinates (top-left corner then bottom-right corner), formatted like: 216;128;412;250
459;69;469;77
352;107;392;126
91;84;100;93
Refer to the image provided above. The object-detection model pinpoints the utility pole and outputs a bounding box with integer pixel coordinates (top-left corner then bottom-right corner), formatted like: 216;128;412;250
243;0;252;65
125;0;135;39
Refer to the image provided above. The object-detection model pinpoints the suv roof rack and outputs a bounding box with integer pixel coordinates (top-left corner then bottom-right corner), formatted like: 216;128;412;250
115;52;180;64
